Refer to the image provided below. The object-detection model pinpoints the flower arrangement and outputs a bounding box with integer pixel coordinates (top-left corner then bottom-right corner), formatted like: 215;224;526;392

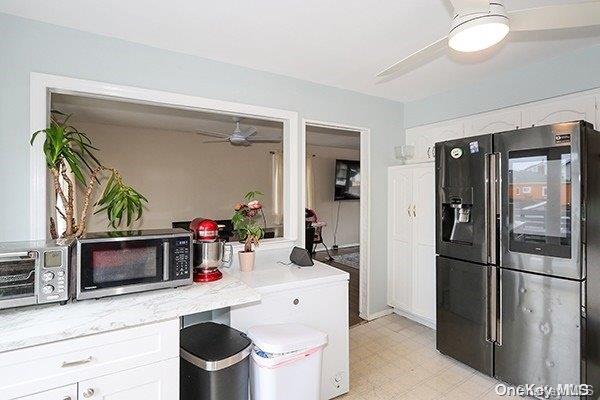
232;191;266;253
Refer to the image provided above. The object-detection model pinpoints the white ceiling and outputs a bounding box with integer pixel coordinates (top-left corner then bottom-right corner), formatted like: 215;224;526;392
3;0;600;102
52;94;360;149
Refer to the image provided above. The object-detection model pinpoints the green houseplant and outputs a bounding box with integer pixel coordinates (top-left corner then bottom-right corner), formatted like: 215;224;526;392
31;111;147;238
232;191;265;271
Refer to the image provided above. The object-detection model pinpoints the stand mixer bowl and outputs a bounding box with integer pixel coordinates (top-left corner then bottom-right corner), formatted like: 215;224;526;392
193;240;233;282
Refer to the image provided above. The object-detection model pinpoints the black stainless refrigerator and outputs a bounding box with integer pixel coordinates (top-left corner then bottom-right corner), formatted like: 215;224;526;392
435;121;600;394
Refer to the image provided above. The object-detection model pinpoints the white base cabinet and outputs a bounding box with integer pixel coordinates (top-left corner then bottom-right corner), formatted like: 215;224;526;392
387;164;436;327
2;320;179;400
15;384;78;400
77;358;178;400
229;281;349;400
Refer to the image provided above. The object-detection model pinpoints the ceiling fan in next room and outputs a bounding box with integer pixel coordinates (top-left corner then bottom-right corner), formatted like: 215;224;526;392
197;117;281;146
377;0;600;78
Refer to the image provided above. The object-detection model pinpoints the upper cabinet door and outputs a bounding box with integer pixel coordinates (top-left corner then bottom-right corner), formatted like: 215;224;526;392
421;122;465;162
522;95;597;128
465;110;522;137
406;122;465;163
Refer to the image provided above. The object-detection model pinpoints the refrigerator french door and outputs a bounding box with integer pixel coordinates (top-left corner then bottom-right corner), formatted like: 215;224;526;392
436;121;600;395
435;134;494;375
493;123;586;390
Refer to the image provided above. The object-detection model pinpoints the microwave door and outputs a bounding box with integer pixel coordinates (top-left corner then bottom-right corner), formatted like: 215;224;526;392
78;239;166;297
494;123;582;280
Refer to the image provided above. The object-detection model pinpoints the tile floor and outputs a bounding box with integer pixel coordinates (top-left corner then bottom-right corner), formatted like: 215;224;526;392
341;313;518;399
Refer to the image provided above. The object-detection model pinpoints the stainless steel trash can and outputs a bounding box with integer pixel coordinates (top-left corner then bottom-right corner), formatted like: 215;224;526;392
180;322;252;400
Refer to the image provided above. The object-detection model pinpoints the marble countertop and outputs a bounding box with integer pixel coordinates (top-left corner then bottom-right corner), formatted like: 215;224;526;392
0;247;348;354
0;274;260;353
225;248;349;293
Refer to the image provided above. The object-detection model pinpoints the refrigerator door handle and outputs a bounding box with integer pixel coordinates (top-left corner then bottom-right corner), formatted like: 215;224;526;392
486;266;498;343
485;153;499;264
496;268;503;346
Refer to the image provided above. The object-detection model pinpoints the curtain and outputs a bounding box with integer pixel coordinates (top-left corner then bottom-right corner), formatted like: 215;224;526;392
271;151;284;226
306;154;315;210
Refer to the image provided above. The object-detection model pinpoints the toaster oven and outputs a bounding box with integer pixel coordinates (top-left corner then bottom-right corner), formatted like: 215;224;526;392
0;239;73;310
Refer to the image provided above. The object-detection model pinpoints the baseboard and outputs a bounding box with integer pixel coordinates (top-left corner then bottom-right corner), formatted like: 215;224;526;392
363;308;393;321
392;308;436;330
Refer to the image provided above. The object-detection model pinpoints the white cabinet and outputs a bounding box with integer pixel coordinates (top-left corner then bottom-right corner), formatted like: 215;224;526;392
406;122;464;164
465;110;522;136
77;358;178;400
522;95;597;128
15;384;77;400
2;320;180;400
230;281;349;400
387;166;413;311
387;164;436;326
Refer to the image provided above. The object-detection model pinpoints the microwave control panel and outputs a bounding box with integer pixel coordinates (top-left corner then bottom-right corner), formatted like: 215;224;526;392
172;237;191;279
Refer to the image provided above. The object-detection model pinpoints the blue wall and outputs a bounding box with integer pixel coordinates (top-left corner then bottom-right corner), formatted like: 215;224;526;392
0;13;405;315
405;44;600;128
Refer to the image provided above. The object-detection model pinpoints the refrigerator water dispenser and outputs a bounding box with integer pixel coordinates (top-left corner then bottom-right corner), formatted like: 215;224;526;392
441;190;474;245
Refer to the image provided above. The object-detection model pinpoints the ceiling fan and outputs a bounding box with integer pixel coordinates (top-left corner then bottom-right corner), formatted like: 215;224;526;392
197;117;281;146
377;0;600;78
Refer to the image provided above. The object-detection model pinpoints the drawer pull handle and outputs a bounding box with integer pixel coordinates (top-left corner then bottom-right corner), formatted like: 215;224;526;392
61;356;93;368
62;397;72;400
293;298;299;305
83;388;95;398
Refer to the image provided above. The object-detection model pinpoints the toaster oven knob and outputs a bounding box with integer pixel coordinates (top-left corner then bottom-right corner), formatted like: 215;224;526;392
42;271;55;282
42;285;54;295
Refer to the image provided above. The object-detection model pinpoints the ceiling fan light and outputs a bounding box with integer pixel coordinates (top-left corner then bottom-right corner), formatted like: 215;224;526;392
449;18;509;52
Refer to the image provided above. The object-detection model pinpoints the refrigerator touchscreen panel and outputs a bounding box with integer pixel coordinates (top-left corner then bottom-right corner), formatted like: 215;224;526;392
508;147;572;259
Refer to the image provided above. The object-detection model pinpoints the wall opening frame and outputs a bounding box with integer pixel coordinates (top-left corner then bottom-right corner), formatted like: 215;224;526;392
302;119;371;320
29;73;300;250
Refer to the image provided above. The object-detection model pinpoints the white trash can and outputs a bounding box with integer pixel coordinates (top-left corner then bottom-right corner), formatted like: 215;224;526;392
247;323;328;400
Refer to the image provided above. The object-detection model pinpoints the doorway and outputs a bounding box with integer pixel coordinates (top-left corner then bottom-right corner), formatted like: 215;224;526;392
302;121;370;326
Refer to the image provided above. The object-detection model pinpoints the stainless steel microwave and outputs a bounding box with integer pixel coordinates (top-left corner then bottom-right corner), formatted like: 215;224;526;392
75;229;192;300
0;239;73;310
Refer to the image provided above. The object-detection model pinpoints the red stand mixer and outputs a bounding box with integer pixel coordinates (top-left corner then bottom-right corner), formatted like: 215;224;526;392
190;218;233;282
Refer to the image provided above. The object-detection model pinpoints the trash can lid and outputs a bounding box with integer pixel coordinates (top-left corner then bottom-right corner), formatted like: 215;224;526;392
180;322;252;371
247;323;327;354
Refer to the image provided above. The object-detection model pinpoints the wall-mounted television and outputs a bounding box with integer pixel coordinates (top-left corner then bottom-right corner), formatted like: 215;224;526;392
334;159;360;201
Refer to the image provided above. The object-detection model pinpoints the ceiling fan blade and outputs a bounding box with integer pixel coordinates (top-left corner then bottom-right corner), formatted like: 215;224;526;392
376;36;448;77
509;2;600;32
196;130;230;138
240;126;258;138
448;0;489;14
203;139;230;143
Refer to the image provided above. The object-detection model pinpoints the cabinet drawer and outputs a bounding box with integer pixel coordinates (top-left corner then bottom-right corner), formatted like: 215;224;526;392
0;319;179;400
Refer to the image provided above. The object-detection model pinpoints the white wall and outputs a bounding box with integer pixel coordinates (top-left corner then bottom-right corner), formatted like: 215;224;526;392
75;122;282;232
307;145;360;248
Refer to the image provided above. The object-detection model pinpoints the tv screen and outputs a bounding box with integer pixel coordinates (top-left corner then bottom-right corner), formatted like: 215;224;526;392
334;159;360;201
